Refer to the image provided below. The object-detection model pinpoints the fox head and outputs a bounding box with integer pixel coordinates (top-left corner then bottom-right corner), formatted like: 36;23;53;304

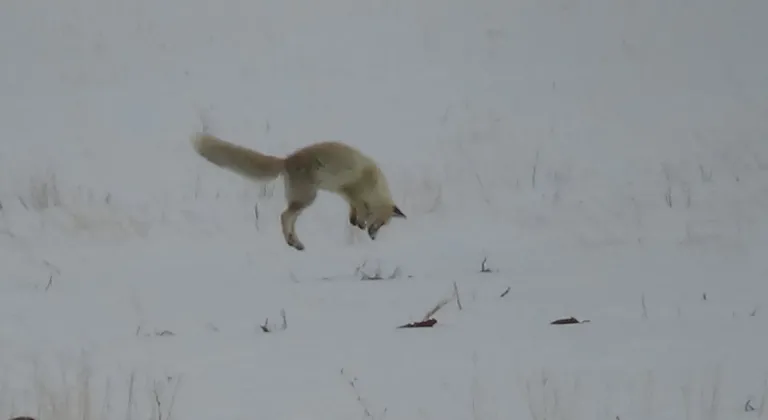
367;204;406;240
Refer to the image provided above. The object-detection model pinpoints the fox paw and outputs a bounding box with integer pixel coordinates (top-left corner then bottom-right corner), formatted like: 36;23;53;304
285;234;305;251
349;216;366;230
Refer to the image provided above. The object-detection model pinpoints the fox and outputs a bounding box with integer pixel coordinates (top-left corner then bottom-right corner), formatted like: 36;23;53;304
190;132;406;251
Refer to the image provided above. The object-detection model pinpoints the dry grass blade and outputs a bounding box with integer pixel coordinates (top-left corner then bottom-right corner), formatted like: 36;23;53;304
423;297;451;322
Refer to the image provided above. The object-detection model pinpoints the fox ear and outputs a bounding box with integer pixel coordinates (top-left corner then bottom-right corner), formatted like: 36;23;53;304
392;205;406;218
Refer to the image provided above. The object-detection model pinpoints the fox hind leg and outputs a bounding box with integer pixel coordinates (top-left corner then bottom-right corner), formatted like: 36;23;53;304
281;200;314;251
281;179;317;251
280;205;302;250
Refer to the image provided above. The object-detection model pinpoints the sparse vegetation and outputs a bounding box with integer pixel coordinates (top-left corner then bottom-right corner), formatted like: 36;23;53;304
340;369;387;420
260;309;288;333
1;362;181;420
354;260;404;281
479;257;495;273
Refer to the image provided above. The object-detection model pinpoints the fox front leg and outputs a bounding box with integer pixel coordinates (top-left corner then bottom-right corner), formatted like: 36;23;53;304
349;199;372;231
367;217;387;240
348;205;367;230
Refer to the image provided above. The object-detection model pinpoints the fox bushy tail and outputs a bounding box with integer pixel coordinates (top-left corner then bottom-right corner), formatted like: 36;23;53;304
191;132;284;181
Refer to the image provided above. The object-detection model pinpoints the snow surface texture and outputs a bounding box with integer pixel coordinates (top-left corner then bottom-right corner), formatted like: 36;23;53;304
1;0;768;419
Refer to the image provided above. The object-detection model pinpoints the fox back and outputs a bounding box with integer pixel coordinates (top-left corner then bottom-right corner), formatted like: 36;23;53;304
284;141;402;223
284;142;390;196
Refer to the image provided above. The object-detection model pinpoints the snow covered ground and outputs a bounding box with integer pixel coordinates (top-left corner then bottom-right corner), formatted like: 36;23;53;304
1;0;768;419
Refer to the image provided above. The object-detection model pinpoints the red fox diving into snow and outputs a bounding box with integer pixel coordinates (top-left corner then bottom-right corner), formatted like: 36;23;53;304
191;132;406;251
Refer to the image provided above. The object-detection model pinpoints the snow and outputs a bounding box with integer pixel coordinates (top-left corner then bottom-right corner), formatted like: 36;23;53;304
1;0;768;419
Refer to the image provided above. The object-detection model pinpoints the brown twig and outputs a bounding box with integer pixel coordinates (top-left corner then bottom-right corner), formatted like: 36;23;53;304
397;319;437;329
550;317;590;325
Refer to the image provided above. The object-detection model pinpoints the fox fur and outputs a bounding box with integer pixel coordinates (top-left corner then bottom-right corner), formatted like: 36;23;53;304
191;132;406;251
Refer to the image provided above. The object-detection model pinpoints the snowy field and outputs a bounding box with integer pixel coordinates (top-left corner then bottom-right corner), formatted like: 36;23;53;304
1;0;768;419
